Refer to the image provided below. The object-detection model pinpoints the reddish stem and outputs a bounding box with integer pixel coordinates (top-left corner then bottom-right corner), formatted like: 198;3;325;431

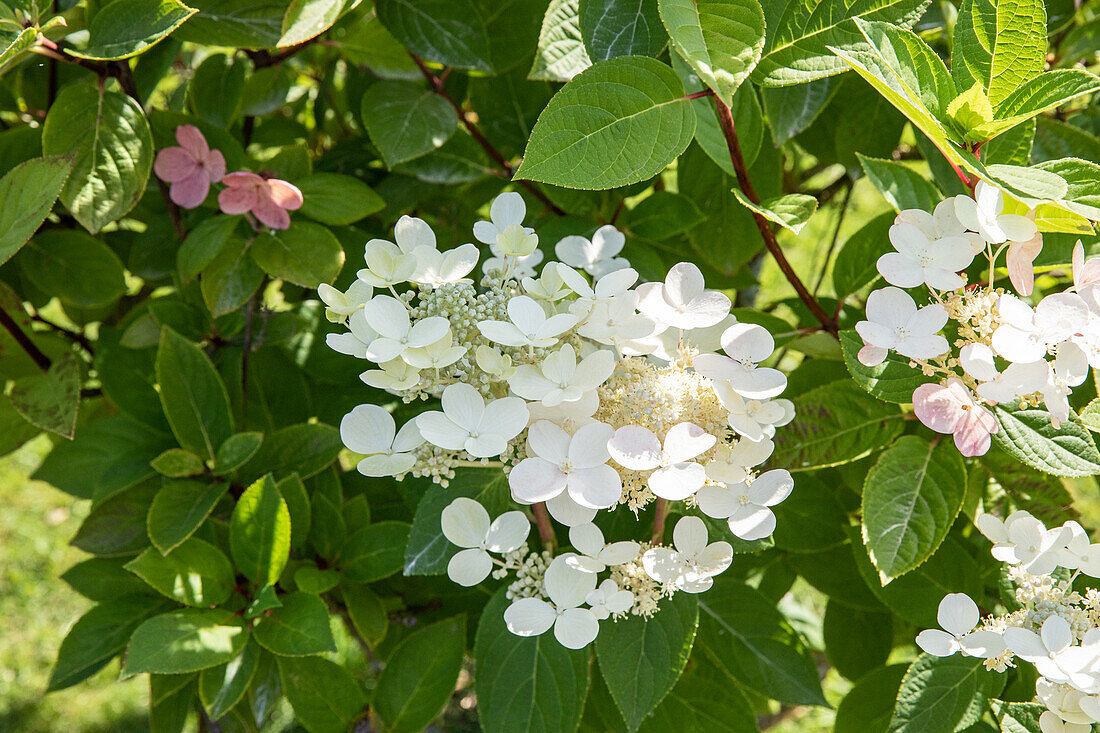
532;503;556;550
651;498;669;544
712;97;838;337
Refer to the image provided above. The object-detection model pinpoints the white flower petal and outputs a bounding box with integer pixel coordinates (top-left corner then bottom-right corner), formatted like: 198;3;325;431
340;404;395;455
916;628;961;657
508;457;566;504
567;464;622;509
554;608;600;649
937;593;979;637
727;505;776;541
568;421;614;468
648;463;706;500
490;191;526;228
545;491;598;527
545;555;598;608
673;515;709;555
447;548;493;586
416;412;469;450
607;425;663;470
485;511;531;553
568;523;605;558
441;497;490;548
747;469;794;507
504;597;557;637
662;422;717;463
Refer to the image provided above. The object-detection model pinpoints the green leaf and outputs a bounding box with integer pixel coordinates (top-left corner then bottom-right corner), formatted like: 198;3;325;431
637;654;757;732
215;432;264;474
828;19;958;149
761;77;839;143
988;701;1045;733
177;215;242;283
659;0;765;104
989;69;1100;134
35;415;172;501
0;155;72;267
341;521;409;582
253;592;337;656
888;654;1005;733
1034;157;1100;221
294;565;339;593
833;663;907;733
946;83;995;142
374;615;465;733
62;557;158;602
861;436;966;581
517;56;695;190
840;329;932;403
295;173;384;225
188;53;248;127
230;475;292;587
156;327;234;461
753;0;930;86
475;587;590;733
342;584;388;647
730;190;818;234
124;608;248;675
831;213;894;297
360;81;457;167
148;480;229;554
199;639;261;721
992;405;1100;477
404;469;511;575
246;584;283;619
48;596;168;691
42;84;153;233
822;602;892;681
277;656;366;732
250;221;344;288
151;448;206;478
857;154;943;212
20;230;127;307
952;0;1047;108
529;0;592;82
71;0;197;61
376;0;545;73
125;538;236;606
200;237;264;318
277;473;311;550
238;422;342;483
773;379;905;471
10;353;80;438
0;28;36;75
580;0;665;61
71;481;159;556
770;472;848;552
149;674;195;733
596;593;698;732
671;52;763;172
697;579;826;706
279;0;341;47
174;0;285;48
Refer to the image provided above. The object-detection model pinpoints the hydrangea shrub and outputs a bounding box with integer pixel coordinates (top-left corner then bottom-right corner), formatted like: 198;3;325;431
0;0;1096;731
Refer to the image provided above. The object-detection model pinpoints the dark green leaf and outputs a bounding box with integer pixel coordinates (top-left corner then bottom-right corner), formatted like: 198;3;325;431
296;173;385;225
20;230;127;307
156;327;234;461
250;221;344;288
822;601;892;681
277;655;366;732
71;0;197;60
889;654;1005;733
992;405;1100;477
857;154;943;211
230;475;292;587
188;53;248;127
124;608;249;675
0;155;73;267
199;639;261;721
373;615;466;733
215;432;264;474
125;538;236;606
148;480;230;554
253;592;337;656
151;448;206;478
580;0;666;61
341;521;409;583
10;353;80;438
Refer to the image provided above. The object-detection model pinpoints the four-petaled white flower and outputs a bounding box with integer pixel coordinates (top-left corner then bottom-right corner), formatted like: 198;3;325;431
1056;521;1100;578
877;220;974;291
1005;616;1097;689
642;516;733;593
586;579;634;620
992;293;1089;364
523;263;572;301
975;511;1072;576
693;323;787;399
565;523;639;573
340;404;424;477
361;296;451;363
504;554;600;649
416;383;529;458
475;346;515;379
696;468;794;541
509;421;622;509
555;225;629;278
607;423;717;500
318;280;372;322
474;192;539;257
916;593;1006;658
326;309;378;359
477;295;578;348
358;239;418;288
508;344;616;406
854;287;949;366
402;332;466;370
410;243;480;286
954;180;1039;245
715;384;795;441
895;199;985;254
360;357;420;392
636;262;731;330
441;497;529;586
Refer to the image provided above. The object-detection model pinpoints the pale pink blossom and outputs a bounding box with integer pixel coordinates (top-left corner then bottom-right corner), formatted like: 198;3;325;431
1006;213;1043;296
1073;241;1100;292
912;378;999;457
218;172;303;229
153;125;226;208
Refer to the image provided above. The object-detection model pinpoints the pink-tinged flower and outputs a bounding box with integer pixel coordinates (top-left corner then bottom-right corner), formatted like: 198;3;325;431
153;125;227;208
1072;241;1100;292
218;172;303;230
912;378;999;457
1006;213;1043;297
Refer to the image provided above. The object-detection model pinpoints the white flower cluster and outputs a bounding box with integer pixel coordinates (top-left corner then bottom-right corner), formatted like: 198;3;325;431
321;192;797;648
855;180;1100;457
917;511;1100;733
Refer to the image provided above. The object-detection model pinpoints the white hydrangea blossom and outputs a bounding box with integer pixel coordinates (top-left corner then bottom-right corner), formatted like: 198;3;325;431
917;510;1100;728
321;192;796;648
853;182;1100;458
